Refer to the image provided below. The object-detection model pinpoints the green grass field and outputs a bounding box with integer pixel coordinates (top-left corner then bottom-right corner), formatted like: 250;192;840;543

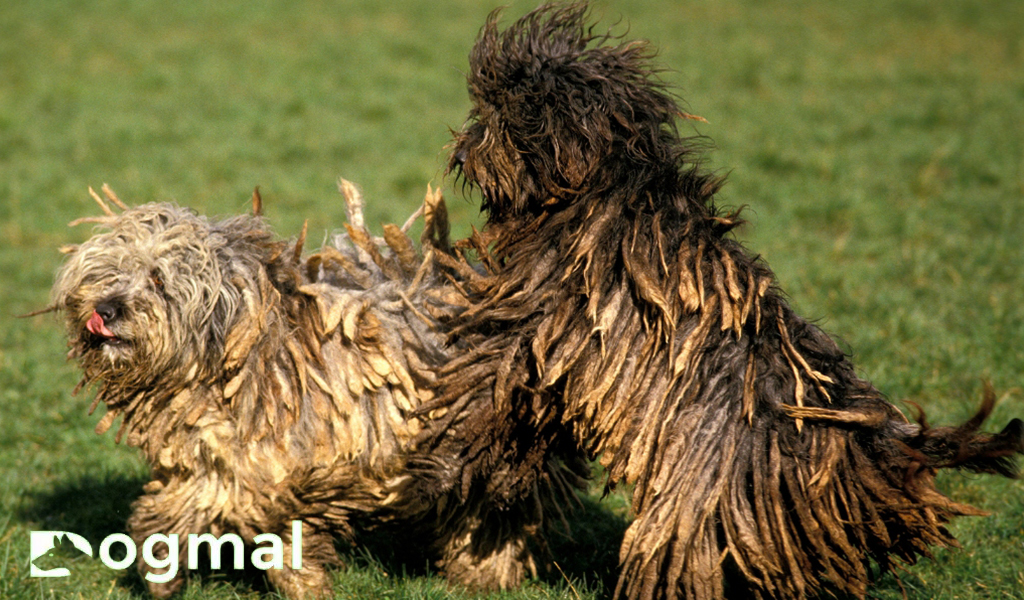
2;0;1023;598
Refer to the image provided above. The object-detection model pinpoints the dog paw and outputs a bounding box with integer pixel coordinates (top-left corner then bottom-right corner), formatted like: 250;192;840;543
266;564;334;599
145;577;184;599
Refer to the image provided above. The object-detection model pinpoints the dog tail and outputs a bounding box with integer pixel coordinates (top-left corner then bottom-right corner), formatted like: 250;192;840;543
787;384;1024;480
897;384;1024;479
307;180;454;294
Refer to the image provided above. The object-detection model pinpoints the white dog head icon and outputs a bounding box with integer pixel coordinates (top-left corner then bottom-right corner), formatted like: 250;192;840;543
30;531;93;577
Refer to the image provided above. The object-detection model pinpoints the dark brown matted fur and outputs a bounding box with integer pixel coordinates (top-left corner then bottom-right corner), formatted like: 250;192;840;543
420;4;1024;599
47;184;583;598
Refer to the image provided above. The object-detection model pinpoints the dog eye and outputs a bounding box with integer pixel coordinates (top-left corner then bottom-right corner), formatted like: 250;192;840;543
149;270;164;290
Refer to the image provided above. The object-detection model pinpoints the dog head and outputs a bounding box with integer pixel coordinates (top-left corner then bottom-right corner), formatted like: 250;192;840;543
51;202;275;390
449;2;700;222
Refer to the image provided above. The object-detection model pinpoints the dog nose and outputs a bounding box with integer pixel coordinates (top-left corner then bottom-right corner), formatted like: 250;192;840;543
453;148;468;165
94;301;120;324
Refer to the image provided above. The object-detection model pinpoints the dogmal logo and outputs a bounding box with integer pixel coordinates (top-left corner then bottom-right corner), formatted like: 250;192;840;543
30;521;304;582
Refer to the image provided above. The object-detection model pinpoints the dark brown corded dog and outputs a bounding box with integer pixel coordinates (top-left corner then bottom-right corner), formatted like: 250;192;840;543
420;4;1024;599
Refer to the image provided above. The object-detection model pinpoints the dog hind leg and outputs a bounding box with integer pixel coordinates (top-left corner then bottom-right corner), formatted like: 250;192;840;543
432;492;543;591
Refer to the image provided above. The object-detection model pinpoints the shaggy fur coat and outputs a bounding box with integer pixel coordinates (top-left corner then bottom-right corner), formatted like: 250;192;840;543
415;5;1024;599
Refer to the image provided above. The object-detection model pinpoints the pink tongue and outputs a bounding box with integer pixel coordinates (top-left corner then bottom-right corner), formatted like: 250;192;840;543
86;311;117;338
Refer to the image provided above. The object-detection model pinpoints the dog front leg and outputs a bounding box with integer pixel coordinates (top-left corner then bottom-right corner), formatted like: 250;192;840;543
263;521;336;600
126;480;207;598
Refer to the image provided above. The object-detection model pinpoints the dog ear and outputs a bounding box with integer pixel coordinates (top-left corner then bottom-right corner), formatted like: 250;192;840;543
209;219;280;374
221;269;276;374
549;114;606;190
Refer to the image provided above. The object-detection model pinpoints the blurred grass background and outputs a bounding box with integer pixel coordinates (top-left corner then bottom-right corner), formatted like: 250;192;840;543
1;0;1022;598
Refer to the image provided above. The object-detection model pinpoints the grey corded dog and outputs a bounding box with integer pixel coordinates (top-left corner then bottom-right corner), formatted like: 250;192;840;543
47;184;583;597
